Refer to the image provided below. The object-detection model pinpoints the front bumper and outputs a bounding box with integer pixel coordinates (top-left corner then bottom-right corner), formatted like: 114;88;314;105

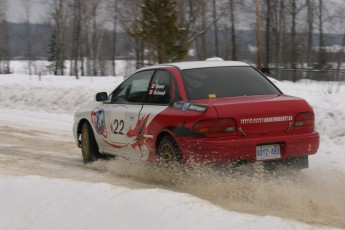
73;122;80;147
176;130;319;164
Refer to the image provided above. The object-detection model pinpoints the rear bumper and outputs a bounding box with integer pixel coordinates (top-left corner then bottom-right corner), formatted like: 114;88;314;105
176;130;319;164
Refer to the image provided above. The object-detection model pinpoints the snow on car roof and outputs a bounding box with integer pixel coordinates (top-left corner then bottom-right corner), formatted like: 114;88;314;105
168;61;250;70
138;61;250;71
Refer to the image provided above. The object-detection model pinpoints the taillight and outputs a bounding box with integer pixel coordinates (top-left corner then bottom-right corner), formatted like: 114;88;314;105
192;119;237;136
295;112;314;130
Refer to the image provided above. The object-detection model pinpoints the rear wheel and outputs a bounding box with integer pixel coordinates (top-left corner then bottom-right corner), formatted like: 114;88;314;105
157;135;181;167
81;122;100;164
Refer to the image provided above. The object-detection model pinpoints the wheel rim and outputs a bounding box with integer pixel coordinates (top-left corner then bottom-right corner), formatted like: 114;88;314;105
160;143;175;163
81;128;89;160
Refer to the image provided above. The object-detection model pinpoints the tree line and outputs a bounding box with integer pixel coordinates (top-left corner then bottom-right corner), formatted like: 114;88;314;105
0;0;344;79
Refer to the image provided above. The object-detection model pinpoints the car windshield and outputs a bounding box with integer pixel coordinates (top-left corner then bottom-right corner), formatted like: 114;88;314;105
181;66;281;100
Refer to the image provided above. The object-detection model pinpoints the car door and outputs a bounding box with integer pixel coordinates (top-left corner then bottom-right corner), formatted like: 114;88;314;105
101;70;154;156
138;70;174;160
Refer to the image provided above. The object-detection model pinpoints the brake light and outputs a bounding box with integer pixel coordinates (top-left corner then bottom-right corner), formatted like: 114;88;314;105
295;112;314;130
193;119;237;134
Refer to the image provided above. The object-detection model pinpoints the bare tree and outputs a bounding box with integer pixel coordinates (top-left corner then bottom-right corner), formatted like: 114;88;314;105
31;0;344;77
255;0;262;69
0;0;10;74
212;0;219;57
71;0;86;78
23;0;33;75
286;0;307;81
269;0;286;70
337;31;345;79
117;0;144;68
197;0;210;60
290;0;297;73
109;0;119;76
333;3;345;83
265;0;271;70
317;0;326;68
306;0;315;67
179;0;228;60
90;0;103;76
229;0;237;60
48;0;67;75
179;0;211;60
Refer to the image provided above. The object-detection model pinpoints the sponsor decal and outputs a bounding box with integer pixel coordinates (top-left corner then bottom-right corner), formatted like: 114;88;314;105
240;115;293;124
182;103;190;112
172;101;208;113
188;104;208;113
154;83;165;89
91;107;107;138
152;90;166;96
150;83;166;96
172;102;183;109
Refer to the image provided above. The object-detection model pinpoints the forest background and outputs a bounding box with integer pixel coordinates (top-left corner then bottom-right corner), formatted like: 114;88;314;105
0;0;344;82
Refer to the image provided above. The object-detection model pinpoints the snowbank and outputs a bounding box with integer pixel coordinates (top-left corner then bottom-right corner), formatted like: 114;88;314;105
0;175;334;230
0;74;123;114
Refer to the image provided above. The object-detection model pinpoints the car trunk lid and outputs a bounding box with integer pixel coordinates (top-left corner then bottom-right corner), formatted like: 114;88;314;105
193;94;309;136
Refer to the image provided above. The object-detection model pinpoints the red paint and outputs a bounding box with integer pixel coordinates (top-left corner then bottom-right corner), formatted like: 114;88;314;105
103;139;129;149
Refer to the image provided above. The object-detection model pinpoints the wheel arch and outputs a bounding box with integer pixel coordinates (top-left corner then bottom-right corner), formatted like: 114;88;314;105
155;130;184;162
155;131;175;151
80;119;100;163
77;118;91;147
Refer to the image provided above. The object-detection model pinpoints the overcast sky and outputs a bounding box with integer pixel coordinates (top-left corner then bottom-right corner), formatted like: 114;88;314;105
7;0;51;23
5;0;345;34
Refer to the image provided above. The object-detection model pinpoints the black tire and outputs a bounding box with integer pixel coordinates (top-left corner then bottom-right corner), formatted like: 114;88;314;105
81;122;100;164
157;135;182;167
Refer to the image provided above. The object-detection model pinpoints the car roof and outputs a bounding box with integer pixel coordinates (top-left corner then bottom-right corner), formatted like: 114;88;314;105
138;61;250;71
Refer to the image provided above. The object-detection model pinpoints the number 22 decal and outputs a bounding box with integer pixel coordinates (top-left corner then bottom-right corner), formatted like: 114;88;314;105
113;119;124;135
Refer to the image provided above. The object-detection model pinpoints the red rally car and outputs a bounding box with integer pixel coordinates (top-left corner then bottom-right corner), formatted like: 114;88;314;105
73;61;319;169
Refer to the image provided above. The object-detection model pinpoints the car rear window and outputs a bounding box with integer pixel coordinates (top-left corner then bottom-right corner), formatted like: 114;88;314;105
181;66;281;100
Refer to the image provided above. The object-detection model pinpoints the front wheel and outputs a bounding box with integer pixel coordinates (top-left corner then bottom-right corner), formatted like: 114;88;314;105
81;122;100;164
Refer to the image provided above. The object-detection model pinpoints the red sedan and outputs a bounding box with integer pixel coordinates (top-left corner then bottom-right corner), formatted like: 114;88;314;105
73;61;319;169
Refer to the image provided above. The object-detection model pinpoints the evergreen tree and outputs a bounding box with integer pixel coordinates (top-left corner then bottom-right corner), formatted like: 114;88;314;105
129;0;190;64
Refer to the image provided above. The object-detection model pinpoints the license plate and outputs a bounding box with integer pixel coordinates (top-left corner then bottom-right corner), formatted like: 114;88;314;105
256;144;281;160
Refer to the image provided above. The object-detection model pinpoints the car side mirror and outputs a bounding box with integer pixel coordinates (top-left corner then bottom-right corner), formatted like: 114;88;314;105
95;92;108;102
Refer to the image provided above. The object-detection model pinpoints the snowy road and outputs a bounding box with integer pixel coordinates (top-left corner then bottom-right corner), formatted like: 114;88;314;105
0;108;344;229
0;109;152;190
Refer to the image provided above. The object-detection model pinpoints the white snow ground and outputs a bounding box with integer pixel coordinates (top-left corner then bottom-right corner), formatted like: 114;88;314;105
1;175;326;230
0;70;345;229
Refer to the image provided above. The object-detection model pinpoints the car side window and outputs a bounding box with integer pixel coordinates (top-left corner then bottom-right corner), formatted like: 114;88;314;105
111;70;154;104
144;70;172;105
